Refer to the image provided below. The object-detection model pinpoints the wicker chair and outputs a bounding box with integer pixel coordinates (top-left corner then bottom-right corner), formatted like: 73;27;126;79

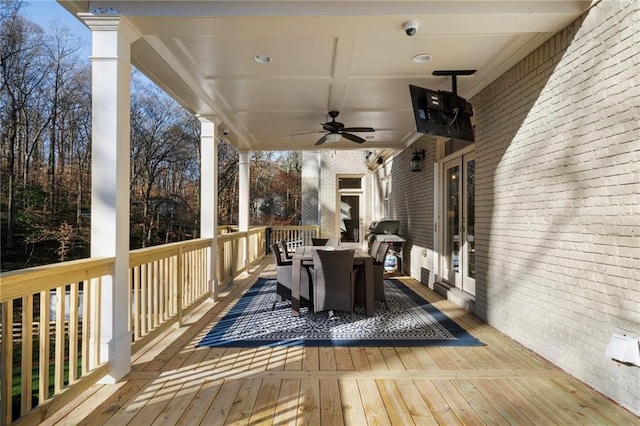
311;238;329;246
311;248;357;320
278;240;293;260
269;243;312;309
355;242;390;309
373;242;390;308
369;239;381;258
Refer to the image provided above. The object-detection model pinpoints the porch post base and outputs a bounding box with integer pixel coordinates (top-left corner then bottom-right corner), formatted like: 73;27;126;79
209;279;218;301
98;331;132;384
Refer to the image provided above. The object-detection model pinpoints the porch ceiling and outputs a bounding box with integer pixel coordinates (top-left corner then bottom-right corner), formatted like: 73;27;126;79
62;0;591;152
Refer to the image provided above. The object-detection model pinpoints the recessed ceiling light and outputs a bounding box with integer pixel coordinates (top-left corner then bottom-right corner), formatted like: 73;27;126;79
411;53;432;63
254;54;272;64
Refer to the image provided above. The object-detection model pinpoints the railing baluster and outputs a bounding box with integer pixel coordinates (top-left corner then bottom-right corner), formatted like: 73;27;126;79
159;258;165;323
54;286;65;393
21;294;33;415
69;284;79;383
127;269;132;337
39;290;51;402
91;277;101;369
177;247;183;325
141;264;148;336
2;300;13;424
82;279;90;375
153;260;159;328
133;266;140;340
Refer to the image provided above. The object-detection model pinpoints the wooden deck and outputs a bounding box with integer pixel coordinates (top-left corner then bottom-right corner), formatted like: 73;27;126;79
40;258;637;425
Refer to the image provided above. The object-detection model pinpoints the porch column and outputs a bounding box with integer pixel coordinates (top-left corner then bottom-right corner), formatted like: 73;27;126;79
238;150;250;266
81;14;139;383
199;117;219;299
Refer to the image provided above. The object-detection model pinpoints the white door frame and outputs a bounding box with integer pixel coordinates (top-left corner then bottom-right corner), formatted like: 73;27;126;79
436;145;476;295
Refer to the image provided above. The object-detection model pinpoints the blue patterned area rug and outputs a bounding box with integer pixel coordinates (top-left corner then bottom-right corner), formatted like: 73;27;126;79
197;278;483;348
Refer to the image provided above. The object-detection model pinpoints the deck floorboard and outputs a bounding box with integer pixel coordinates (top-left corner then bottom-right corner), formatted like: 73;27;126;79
45;258;638;425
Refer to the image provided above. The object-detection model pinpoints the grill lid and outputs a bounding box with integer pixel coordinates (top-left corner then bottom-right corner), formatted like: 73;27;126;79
367;219;400;235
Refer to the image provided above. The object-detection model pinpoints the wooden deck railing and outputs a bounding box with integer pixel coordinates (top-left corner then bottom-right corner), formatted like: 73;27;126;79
0;225;323;423
269;225;319;252
0;257;113;424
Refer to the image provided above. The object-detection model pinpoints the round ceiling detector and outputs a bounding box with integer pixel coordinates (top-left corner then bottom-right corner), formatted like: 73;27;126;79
254;54;273;64
411;53;432;63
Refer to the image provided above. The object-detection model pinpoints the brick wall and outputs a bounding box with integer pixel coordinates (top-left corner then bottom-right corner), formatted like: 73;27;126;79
301;152;319;225
471;0;639;414
389;135;437;283
304;150;372;239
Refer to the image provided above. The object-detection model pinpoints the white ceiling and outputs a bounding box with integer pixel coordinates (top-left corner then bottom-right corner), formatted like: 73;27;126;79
64;0;592;152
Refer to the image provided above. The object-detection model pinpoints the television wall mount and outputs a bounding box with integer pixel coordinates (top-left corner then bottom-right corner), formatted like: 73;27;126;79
432;70;476;97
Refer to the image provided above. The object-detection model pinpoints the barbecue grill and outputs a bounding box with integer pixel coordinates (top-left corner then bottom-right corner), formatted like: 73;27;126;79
366;219;405;272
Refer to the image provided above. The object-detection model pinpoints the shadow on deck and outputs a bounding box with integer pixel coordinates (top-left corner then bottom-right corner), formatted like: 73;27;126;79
40;257;638;425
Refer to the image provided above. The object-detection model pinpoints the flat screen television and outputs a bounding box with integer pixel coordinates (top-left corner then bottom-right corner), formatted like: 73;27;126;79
409;84;475;142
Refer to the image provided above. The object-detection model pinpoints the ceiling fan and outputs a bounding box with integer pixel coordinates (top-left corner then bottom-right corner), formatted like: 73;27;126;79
291;111;375;146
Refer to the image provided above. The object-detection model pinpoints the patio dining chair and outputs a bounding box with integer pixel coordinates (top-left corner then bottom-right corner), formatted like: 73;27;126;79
311;248;357;320
373;242;390;308
278;240;293;259
311;238;329;246
369;239;382;258
269;243;312;309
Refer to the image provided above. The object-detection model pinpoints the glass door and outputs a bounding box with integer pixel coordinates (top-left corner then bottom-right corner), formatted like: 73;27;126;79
337;175;363;247
339;194;361;244
442;152;475;295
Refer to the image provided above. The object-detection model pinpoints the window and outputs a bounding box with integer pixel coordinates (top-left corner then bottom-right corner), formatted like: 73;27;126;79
338;177;362;190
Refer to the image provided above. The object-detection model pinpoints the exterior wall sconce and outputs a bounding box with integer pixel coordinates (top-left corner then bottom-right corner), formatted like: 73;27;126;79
411;148;425;172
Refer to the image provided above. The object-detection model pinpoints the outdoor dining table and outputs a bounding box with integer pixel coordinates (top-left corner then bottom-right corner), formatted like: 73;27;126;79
291;246;375;317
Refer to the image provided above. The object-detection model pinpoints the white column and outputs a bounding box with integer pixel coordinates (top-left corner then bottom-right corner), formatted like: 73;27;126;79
238;151;250;232
238;150;250;267
199;117;218;299
81;14;139;384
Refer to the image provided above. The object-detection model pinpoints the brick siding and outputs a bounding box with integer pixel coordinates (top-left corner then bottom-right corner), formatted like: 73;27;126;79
471;0;640;414
303;151;373;239
388;135;437;283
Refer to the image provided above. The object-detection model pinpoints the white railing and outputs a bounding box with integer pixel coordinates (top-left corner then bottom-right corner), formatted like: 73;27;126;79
0;225;299;424
269;226;319;252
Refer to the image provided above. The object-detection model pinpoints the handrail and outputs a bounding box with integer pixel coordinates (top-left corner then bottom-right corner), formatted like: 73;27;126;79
0;225;312;424
0;257;114;303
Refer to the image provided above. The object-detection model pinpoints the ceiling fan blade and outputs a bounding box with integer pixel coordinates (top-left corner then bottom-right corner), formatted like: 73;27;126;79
342;127;375;133
315;134;329;145
342;132;366;144
288;130;325;137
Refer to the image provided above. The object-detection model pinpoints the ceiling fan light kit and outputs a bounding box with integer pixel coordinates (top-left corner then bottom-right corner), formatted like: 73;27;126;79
326;133;342;143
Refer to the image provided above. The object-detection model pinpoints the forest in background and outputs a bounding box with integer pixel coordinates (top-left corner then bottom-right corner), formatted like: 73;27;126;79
1;0;302;272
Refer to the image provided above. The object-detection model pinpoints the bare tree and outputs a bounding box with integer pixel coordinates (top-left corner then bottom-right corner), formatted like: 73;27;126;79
1;0;50;248
130;78;200;247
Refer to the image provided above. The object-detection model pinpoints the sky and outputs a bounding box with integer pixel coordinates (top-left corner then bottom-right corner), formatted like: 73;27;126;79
24;0;92;59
